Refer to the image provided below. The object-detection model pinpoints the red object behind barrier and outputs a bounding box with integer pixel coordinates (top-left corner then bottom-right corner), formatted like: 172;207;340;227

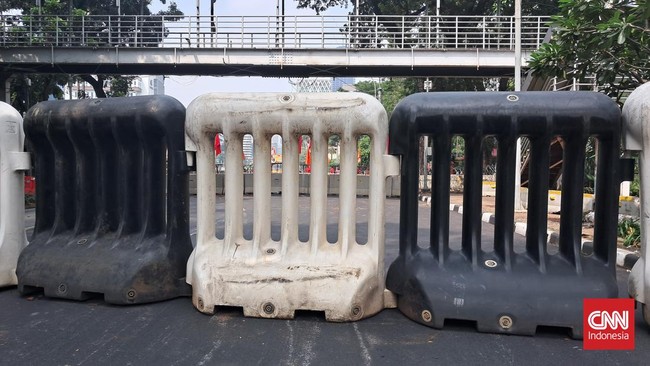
24;176;35;196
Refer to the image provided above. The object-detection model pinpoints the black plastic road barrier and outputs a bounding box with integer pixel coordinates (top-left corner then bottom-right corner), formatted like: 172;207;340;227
17;96;192;304
386;92;623;338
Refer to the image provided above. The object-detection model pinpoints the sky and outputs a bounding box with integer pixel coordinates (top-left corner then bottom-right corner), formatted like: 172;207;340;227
150;0;351;106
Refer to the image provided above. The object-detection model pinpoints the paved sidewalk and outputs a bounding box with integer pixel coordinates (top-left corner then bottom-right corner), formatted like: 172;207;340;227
419;193;640;270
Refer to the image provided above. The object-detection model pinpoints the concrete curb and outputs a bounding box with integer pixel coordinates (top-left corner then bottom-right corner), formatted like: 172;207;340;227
418;195;640;270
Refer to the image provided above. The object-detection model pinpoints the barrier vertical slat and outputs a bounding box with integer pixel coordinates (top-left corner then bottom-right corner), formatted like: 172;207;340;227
139;118;166;236
593;135;619;265
48;118;76;236
90;117;119;236
139;118;154;234
114;116;143;236
558;131;587;273
431;133;451;262
32;125;55;235
68;116;97;234
525;133;550;270
224;131;244;256
281;130;299;255
310;130;328;254
338;130;356;256
166;108;191;250
401;139;420;257
252;125;271;254
196;131;217;250
461;131;483;266
368;131;386;256
494;132;516;268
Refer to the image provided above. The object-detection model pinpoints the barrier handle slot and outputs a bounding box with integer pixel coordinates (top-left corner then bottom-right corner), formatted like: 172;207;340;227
185;151;197;171
619;157;635;182
9;151;31;171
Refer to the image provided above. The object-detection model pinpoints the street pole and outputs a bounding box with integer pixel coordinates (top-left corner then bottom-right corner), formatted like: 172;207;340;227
196;0;200;48
436;0;440;46
353;0;360;47
281;0;285;47
423;78;432;192
514;0;523;210
116;0;121;46
275;0;280;47
211;0;216;47
514;0;521;92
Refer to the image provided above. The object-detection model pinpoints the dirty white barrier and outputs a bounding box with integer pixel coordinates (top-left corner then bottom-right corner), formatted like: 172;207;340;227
185;93;397;321
0;102;30;286
625;82;650;324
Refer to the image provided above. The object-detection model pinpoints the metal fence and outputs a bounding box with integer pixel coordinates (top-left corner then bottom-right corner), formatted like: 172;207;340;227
1;14;550;50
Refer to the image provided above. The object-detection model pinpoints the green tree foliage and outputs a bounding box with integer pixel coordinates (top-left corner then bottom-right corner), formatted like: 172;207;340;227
618;216;641;248
297;0;558;51
106;76;134;97
529;0;649;102
354;78;417;115
10;74;67;112
71;0;180;16
296;0;558;16
328;134;341;146
0;0;181;15
358;135;371;171
298;1;558;94
2;0;181;113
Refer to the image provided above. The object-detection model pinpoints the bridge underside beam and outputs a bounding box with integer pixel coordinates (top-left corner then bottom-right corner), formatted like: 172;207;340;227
0;47;529;78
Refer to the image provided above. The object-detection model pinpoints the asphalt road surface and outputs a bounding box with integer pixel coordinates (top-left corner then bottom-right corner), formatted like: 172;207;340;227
3;197;648;365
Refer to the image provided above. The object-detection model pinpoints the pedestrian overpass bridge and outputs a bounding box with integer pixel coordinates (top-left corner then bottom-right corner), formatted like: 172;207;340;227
0;14;550;77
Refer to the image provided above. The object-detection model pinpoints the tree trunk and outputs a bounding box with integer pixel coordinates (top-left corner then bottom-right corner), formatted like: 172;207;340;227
498;78;510;91
80;75;107;98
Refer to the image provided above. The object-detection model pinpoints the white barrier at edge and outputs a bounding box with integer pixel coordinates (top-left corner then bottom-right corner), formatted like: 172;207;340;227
0;102;30;287
624;82;650;324
185;92;397;321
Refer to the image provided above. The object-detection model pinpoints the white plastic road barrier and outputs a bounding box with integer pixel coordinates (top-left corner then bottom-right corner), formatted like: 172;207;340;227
0;102;30;287
185;92;396;321
624;82;650;324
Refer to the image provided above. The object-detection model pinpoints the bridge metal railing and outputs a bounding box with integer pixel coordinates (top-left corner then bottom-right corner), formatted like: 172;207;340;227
0;14;550;50
551;76;598;92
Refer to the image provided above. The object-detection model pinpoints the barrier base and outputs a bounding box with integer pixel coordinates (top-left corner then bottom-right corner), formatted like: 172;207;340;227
189;252;384;321
387;251;618;339
17;235;192;304
0;268;18;287
629;257;650;325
